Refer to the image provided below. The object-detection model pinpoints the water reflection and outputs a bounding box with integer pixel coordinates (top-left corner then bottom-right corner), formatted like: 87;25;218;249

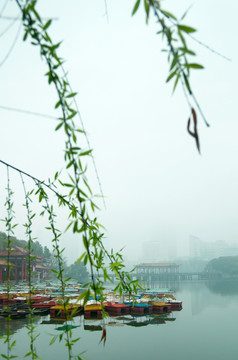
180;280;238;316
142;279;180;292
2;281;238;360
83;312;176;330
206;279;238;295
0;318;26;337
0;315;42;337
84;324;103;331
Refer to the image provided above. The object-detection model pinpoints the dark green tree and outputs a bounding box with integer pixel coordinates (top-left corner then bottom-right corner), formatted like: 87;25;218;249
205;256;238;277
43;245;51;259
66;261;89;283
31;240;43;256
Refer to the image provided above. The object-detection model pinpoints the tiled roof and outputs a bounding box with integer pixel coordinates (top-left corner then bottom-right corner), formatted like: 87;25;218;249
35;264;48;270
0;244;28;257
0;259;14;266
137;263;179;267
0;245;37;257
13;245;28;254
0;251;26;256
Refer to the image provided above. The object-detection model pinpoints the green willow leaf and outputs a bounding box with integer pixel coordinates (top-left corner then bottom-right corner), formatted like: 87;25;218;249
66;160;74;169
170;52;178;71
160;9;177;20
144;0;150;16
76;252;86;263
179;47;196;56
178;29;187;47
181;5;193;20
24;351;32;357
66;92;77;98
83;178;92;195
172;73;180;93
43;19;52;31
83;254;88;266
178;24;196;33
49;336;57;346
166;69;177;83
80;149;93;156
83;236;88;249
23;31;29;41
73;220;78;233
183;75;191;93
32;8;41;22
132;0;141;15
62;183;74;188
55;100;61;109
185;63;204;69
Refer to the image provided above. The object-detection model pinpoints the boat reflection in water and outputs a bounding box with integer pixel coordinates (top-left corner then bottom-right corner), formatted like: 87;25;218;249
83;312;176;330
0;314;42;337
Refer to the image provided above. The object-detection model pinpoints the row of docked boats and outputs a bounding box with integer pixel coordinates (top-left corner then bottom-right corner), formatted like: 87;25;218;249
95;291;182;318
0;304;50;319
0;285;182;320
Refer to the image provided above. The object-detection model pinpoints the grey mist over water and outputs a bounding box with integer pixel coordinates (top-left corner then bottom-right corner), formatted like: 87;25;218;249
1;280;238;360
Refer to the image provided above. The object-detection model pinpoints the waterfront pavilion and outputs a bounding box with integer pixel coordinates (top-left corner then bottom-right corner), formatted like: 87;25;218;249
136;263;180;277
0;245;50;283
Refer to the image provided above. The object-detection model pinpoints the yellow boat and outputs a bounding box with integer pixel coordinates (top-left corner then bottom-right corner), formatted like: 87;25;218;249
84;303;102;311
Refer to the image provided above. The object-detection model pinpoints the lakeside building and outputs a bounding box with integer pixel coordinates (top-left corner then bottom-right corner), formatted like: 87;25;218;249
0;244;50;283
136;262;180;276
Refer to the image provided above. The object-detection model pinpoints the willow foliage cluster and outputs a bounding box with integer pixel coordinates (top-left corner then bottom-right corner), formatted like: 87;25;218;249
1;0;207;359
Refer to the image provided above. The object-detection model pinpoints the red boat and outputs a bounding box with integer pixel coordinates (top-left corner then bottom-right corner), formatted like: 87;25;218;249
166;300;182;310
104;302;130;315
32;300;57;309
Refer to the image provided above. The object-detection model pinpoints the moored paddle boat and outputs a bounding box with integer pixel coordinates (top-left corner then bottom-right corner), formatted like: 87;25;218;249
50;304;83;318
124;302;153;315
149;301;172;314
104;302;130;315
84;302;102;319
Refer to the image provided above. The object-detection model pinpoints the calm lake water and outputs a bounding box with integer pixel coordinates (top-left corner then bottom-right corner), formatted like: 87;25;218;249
1;280;238;360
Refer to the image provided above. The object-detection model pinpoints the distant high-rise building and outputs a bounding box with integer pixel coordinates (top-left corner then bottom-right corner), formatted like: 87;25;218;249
189;235;201;258
189;236;238;260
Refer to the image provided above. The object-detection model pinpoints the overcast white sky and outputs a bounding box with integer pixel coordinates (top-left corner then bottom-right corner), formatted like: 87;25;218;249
0;0;237;264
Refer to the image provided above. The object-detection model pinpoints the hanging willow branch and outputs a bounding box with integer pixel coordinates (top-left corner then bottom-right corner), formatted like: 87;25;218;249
0;155;140;358
35;181;77;360
20;174;40;360
0;158;142;297
15;0;99;299
132;0;210;153
14;0;142;302
1;167;17;360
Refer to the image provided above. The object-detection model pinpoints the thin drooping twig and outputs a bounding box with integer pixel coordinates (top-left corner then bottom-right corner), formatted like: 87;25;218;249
103;0;109;24
160;8;232;62
35;181;73;360
20;173;40;360
15;0;98;297
0;104;58;120
0;0;9;17
149;0;209;127
0;158;133;293
0;21;21;67
0;15;20;38
61;66;106;209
